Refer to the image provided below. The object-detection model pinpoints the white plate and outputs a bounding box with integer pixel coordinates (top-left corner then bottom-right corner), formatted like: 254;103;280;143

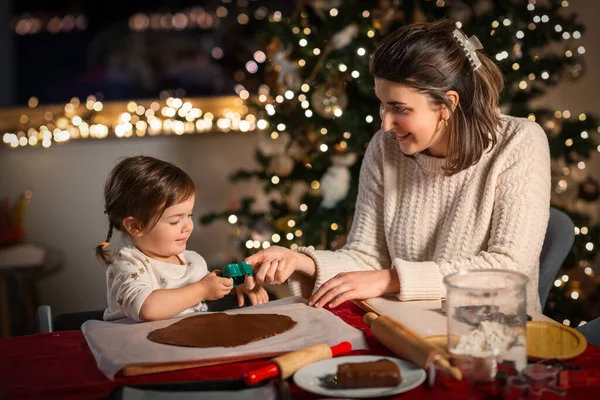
293;355;426;398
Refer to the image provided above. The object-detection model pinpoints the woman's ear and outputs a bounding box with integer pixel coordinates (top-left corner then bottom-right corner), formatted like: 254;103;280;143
122;217;143;237
445;90;459;113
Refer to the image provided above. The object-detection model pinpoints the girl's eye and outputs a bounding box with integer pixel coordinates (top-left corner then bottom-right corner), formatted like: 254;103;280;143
394;106;409;114
188;213;194;218
169;220;179;226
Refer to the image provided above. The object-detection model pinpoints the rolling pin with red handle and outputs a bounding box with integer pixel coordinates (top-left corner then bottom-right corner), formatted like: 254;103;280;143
363;312;462;380
244;341;352;385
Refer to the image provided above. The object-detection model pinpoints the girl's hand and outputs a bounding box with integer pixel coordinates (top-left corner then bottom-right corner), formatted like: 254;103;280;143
235;276;269;307
308;270;399;308
245;246;316;287
198;270;234;301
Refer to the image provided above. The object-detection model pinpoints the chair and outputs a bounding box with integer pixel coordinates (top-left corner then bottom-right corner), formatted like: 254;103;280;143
576;317;600;347
36;305;104;333
538;208;575;309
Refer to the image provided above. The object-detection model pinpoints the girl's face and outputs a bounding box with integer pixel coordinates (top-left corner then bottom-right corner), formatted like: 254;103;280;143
375;78;449;158
132;196;195;264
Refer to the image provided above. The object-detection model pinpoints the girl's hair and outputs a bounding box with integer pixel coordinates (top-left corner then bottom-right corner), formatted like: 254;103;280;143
95;156;196;265
370;19;504;175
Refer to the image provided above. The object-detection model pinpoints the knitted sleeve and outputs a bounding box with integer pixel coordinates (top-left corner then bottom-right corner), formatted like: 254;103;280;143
393;121;551;302
288;130;392;298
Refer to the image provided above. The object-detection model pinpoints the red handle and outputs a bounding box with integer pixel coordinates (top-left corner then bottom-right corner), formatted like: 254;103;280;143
244;363;279;386
243;341;352;386
331;341;352;357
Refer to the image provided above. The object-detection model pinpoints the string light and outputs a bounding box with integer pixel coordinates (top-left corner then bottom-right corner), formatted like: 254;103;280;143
554;279;562;287
586;243;594;251
2;96;255;149
14;14;87;35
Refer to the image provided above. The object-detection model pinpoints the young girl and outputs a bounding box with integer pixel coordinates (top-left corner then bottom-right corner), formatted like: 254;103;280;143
96;156;268;322
245;20;551;314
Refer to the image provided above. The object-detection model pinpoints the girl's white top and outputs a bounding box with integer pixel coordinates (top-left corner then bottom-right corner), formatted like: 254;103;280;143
104;246;209;321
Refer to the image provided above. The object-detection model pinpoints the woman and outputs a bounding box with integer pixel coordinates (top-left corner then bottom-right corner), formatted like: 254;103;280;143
246;20;550;313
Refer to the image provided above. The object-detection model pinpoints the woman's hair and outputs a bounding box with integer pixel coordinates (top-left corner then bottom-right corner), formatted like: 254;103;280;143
95;156;196;265
370;19;504;175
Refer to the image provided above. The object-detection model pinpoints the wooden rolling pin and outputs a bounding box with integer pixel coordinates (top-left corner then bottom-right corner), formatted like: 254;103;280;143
244;341;352;385
364;312;462;380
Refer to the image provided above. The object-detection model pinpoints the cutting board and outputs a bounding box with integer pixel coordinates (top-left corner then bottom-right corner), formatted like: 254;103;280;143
358;296;552;337
82;297;368;379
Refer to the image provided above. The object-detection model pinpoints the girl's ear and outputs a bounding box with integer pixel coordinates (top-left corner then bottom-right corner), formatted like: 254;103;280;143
122;217;143;237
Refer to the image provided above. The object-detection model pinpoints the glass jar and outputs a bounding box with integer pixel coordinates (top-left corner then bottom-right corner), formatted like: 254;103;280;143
444;270;528;380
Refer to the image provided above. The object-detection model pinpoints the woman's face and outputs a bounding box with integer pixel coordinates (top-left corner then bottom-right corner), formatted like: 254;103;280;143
375;78;449;157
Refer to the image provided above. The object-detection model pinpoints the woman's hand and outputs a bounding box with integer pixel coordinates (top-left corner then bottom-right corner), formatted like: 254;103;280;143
245;246;316;287
309;269;399;308
235;276;269;307
198;270;234;301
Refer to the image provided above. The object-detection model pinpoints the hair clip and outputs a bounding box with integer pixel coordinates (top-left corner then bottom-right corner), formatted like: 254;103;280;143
100;241;110;249
453;28;483;71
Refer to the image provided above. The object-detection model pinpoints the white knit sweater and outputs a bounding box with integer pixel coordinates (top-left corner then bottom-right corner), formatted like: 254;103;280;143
289;115;551;313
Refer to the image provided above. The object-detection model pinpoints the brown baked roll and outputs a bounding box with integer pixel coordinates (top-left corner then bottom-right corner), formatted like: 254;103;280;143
336;359;402;389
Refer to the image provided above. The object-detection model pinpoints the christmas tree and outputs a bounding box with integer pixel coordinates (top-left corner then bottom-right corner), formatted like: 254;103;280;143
202;0;599;325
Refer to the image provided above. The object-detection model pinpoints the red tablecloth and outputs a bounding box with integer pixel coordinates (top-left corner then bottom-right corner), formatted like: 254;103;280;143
1;301;599;399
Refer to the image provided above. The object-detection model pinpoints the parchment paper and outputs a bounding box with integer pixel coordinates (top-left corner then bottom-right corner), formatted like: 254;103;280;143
82;297;368;379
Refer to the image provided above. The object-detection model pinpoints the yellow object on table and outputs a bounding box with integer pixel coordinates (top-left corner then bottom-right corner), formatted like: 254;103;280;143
424;320;588;361
526;320;587;360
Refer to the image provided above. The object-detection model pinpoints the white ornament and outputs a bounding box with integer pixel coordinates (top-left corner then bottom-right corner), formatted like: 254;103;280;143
269;154;295;177
257;131;290;156
320;153;358;208
304;0;343;20
330;24;359;51
272;48;302;91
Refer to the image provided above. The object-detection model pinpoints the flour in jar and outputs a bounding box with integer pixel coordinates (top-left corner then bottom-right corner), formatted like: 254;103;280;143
451;320;527;371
